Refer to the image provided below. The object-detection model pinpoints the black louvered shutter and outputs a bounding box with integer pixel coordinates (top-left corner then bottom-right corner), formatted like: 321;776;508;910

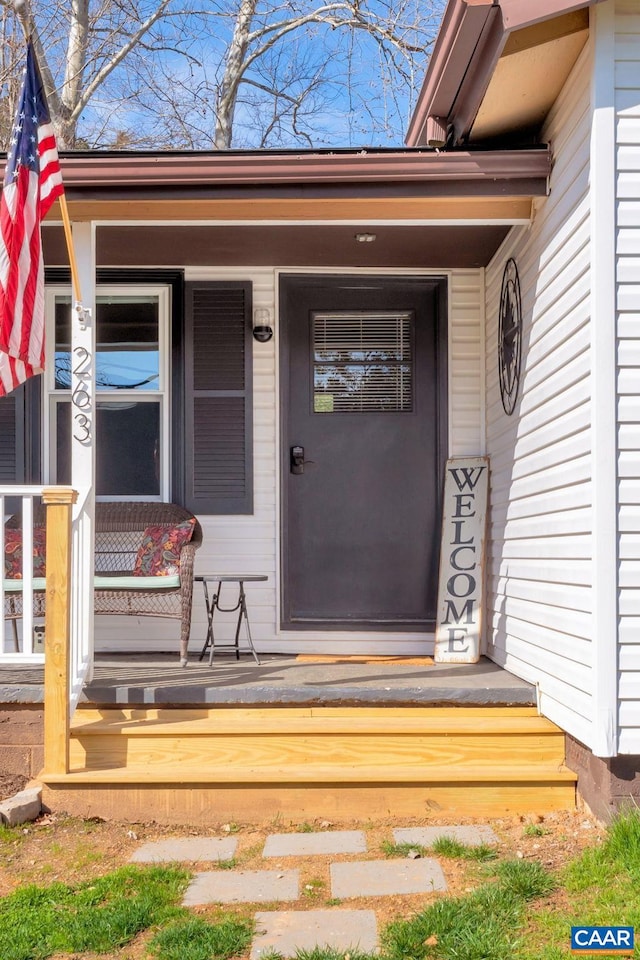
0;394;18;483
184;282;253;515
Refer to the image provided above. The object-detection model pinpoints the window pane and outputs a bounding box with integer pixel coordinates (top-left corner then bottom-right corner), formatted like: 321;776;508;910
55;295;160;391
313;311;414;413
56;401;161;496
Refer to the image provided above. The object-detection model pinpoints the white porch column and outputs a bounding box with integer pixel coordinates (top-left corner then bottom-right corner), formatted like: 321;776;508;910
70;221;96;679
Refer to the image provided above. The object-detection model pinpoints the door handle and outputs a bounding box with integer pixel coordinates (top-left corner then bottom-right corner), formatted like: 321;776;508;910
290;445;305;475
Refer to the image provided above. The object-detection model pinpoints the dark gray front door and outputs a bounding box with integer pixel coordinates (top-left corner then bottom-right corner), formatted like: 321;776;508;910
281;275;447;631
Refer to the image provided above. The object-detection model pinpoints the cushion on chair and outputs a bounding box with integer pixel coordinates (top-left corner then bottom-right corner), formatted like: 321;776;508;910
132;518;196;577
4;528;47;579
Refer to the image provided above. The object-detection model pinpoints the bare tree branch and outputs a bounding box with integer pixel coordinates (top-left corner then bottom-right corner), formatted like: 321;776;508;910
0;0;442;151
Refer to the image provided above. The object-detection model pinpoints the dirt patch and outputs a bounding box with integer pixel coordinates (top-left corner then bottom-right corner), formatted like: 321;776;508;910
0;807;605;915
0;772;29;801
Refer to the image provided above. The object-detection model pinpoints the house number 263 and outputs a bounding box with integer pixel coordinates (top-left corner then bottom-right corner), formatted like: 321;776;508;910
72;346;92;443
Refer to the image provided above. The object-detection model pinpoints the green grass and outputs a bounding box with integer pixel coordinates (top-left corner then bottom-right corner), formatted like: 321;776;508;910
294;950;377;960
0;864;189;960
382;858;554;960
429;836;498;862
380;840;429;858
6;811;640;960
148;915;253;960
302;878;325;898
521;808;640;960
381;837;496;861
523;824;551;837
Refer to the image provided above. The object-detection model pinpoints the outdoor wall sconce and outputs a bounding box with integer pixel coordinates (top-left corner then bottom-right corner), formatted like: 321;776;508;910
253;307;274;342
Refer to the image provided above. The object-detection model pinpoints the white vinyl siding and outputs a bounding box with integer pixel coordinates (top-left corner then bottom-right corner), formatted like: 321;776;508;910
484;41;594;748
450;269;485;456
94;266;483;655
616;0;640;753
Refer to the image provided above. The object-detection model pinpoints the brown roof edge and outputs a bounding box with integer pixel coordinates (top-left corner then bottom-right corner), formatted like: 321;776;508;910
406;0;494;148
56;147;551;188
406;0;603;148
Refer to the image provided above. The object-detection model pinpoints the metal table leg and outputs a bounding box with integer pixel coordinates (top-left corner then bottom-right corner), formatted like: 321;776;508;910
198;579;217;662
237;581;261;664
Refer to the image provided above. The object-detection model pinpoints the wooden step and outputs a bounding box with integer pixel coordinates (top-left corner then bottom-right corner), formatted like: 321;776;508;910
41;778;576;824
40;704;576;823
68;706;567;774
70;705;562;737
68;733;566;770
45;763;576;785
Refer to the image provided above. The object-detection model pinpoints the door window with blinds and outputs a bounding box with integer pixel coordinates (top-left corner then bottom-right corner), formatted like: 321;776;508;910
44;286;170;499
312;311;414;413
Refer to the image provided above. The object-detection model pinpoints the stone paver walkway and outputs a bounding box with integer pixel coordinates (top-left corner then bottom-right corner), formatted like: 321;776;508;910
251;909;379;959
130;836;238;863
330;857;447;898
130;823;499;954
184;869;299;905
263;830;366;857
393;824;498;847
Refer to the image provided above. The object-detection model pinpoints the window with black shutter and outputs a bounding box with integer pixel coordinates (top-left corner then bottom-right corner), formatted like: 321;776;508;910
0;393;18;483
0;379;39;485
1;273;254;515
183;281;253;515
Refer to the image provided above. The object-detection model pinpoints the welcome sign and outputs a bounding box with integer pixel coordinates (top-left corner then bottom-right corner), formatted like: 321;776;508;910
434;457;489;664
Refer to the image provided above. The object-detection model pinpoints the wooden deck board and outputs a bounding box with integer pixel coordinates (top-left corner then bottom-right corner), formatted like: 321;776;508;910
71;705;559;736
41;780;576;823
45;764;577;784
41;702;576;822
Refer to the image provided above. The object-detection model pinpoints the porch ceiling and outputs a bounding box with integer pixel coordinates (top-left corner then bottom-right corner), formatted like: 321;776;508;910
43;222;511;269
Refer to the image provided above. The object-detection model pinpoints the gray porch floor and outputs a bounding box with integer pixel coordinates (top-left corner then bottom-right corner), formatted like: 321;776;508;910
0;654;535;707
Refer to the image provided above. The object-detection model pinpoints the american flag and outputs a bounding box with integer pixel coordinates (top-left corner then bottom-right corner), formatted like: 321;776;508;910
0;42;64;397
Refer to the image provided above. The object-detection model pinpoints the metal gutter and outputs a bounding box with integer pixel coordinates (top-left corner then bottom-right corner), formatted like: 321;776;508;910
406;0;602;147
51;148;551;190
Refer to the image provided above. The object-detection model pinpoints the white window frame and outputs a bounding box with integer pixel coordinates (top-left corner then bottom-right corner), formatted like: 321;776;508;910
43;284;171;501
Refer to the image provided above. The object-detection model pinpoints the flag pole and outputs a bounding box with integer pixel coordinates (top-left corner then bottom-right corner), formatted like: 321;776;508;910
57;193;82;305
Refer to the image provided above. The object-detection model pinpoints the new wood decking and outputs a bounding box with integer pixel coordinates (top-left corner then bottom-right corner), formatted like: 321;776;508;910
41;705;576;823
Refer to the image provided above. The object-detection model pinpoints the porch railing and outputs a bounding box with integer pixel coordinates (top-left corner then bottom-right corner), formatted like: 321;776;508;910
1;486;44;662
1;485;85;773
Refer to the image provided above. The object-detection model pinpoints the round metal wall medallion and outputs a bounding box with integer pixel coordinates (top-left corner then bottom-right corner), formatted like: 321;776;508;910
498;257;522;415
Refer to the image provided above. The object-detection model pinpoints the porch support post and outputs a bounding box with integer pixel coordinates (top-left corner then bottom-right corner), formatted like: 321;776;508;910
71;222;96;680
42;486;77;775
590;1;618;758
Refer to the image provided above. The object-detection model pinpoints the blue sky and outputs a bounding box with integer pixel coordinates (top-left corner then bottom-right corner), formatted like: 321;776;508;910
28;0;446;150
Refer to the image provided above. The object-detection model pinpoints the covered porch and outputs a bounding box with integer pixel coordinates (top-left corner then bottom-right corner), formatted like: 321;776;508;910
1;144;574;822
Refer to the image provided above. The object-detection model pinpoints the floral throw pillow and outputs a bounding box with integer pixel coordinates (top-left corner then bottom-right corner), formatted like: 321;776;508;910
4;528;47;579
132;519;196;577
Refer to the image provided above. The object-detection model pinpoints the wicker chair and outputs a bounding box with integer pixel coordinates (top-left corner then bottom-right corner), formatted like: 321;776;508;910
4;502;203;664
